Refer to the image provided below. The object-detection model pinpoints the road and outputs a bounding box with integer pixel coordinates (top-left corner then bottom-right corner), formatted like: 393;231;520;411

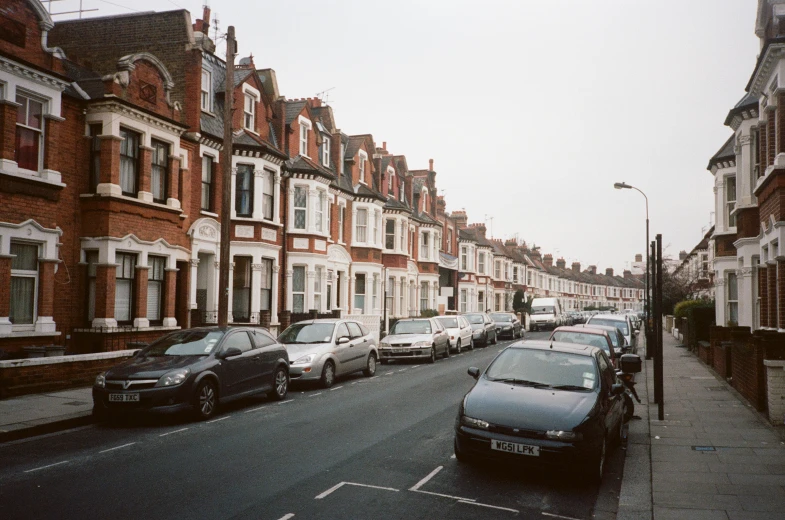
0;331;625;520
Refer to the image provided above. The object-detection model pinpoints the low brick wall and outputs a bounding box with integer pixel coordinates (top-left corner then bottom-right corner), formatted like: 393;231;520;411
0;350;138;399
698;340;713;366
712;341;732;379
765;360;785;425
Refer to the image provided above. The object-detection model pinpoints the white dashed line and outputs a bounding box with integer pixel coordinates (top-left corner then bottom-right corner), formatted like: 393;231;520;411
244;406;266;413
159;428;189;437
277;399;293;405
24;460;70;473
385;371;395;376
410;465;443;491
276;514;295;520
329;386;344;391
542;513;581;520
207;416;230;423
99;442;136;453
460;500;519;513
397;369;408;373
309;392;323;397
412;489;475;502
315;482;345;499
412;365;420;369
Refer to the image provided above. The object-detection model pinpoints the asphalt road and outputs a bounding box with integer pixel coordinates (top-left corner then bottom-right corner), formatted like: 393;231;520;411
0;331;625;520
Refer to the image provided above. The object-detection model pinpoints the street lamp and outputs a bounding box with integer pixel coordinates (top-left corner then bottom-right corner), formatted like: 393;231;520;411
614;181;651;359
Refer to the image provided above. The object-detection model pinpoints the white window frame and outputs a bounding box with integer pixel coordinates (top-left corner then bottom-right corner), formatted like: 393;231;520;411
372;274;379;311
299;116;312;157
421;231;430;261
460;289;467;313
356;208;368;243
9;241;40;330
358;150;368;184
461;246;468;271
293;185;308;231
338;203;345;243
726;175;737;229
314;266;323;312
15;92;46;173
316;190;326;233
200;69;211;112
354;273;366;312
420;281;429;311
243;92;256;131
727;271;738;326
385;218;396;250
292;265;306;313
321;134;330;166
478;252;485;274
374;211;381;246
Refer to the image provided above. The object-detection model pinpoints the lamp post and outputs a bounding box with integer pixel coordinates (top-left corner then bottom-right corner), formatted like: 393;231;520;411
614;182;651;358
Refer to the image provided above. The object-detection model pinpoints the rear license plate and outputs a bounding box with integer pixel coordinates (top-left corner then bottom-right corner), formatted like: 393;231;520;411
490;439;540;456
109;393;139;402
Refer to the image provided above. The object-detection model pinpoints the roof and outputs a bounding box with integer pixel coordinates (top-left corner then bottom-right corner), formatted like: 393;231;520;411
354;183;386;202
216;69;254;93
508;340;595;356
384;196;412;213
285;155;335;182
345;135;370;159
285;100;308;124
707;134;736;170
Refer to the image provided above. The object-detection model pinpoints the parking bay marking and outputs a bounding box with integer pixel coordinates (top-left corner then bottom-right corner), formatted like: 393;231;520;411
24;460;70;473
276;515;295;520
159;428;189;437
315;481;399;499
309;392;323;397
410;465;443;491
207;416;231;423
459;500;518;513
542;513;580;520
329;386;343;391
99;442;136;454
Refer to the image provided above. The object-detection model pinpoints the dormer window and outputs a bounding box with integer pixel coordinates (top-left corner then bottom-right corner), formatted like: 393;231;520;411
243;93;255;131
321;135;330;166
298;117;311;157
358;151;367;183
422;190;428;214
201;70;211;111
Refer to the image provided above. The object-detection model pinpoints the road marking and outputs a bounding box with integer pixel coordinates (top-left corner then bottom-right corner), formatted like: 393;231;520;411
450;454;456;459
542;513;580;520
410;465;443;491
460;500;519;513
99;442;135;454
385;371;395;376
412;365;420;369
277;400;293;405
315;481;399;499
329;386;343;391
159;428;188;437
309;392;323;397
244;406;266;413
24;460;70;473
397;369;408;373
276;515;295;520
412;489;475;502
207;416;230;423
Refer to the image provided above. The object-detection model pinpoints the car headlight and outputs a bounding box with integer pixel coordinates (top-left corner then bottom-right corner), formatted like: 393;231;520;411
293;354;316;365
412;341;431;347
380;341;391;348
461;415;490;430
546;430;582;441
155;368;190;387
95;373;106;388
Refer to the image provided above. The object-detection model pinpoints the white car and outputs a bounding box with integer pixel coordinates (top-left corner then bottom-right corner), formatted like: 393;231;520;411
435;315;474;353
586;314;636;351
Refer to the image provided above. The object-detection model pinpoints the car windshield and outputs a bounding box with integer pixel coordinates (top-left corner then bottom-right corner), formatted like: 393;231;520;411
589;318;629;335
490;314;512;322
143;330;225;356
485;348;597;390
551;331;612;354
278;323;336;344
532;306;555;315
436;317;458;328
464;314;484;324
391;320;432;334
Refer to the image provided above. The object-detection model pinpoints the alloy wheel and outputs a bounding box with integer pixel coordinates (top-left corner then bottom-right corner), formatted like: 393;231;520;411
270;368;288;400
456;340;462;354
321;361;336;388
196;381;217;419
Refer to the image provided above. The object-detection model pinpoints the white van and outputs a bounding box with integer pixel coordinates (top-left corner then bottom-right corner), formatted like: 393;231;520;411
529;297;564;331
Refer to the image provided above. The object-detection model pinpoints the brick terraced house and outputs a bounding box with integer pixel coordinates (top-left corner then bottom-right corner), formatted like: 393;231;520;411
0;0;643;368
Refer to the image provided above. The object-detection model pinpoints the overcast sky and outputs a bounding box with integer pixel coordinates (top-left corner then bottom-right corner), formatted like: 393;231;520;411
53;0;760;272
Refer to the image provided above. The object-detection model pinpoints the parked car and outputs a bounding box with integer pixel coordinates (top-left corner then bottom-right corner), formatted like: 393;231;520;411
93;327;289;421
489;312;524;340
379;317;451;363
279;319;378;388
454;340;631;483
462;312;497;347
435;315;474;353
529;297;564;331
549;325;622;366
586;314;636;351
575;323;630;360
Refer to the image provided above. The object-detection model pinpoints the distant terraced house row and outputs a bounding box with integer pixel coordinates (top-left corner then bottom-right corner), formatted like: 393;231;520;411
0;0;644;357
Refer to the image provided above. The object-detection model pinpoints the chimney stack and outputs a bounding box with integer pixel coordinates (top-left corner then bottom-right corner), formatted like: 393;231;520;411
543;254;553;267
556;258;566;269
469;223;487;238
429;158;434;171
623;270;633;279
452;210;468;228
572;262;581;272
679;250;688;261
202;6;211;34
635;254;643;262
588;265;597;274
606;268;614;277
505;238;517;247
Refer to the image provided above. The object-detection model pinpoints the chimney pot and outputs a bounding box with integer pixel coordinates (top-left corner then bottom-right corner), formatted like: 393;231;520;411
635;254;643;262
606;268;614;277
202;6;211;35
429;158;434;171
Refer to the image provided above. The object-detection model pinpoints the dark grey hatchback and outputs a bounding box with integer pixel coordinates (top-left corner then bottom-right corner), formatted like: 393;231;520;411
92;327;289;421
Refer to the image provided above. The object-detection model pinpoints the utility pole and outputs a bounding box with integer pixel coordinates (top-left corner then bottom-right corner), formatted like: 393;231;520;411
218;26;236;328
655;234;664;421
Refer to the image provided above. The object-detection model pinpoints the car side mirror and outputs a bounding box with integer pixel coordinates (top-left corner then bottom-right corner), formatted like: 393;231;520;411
620;353;642;374
611;383;625;396
467;367;480;379
622;345;632;353
337;336;350;345
219;346;242;359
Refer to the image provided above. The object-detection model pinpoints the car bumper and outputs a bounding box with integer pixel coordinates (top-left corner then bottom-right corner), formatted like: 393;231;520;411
289;361;325;381
379;347;432;360
454;425;600;467
92;384;194;415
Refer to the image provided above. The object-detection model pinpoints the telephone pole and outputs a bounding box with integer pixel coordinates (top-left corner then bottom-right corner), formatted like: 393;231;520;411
218;26;236;328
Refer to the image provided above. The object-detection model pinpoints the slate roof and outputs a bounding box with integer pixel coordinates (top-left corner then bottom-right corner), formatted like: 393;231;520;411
285;100;308;125
384;196;412;213
354;183;386;202
285;155;335;182
345;136;366;159
311;106;335;132
216;69;254;93
707;134;736;170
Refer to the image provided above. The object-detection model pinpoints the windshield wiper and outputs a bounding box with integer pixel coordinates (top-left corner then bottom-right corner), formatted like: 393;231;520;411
550;384;589;391
492;378;550;387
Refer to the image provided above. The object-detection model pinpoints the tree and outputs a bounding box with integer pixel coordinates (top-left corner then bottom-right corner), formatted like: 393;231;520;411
513;290;526;311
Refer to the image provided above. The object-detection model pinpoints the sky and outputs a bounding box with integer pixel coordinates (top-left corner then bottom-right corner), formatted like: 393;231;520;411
50;0;761;272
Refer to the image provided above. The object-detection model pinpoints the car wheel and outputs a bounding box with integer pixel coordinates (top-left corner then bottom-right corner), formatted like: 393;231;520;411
267;366;288;401
469;338;475;351
455;340;462;354
443;343;450;358
427;346;436;364
194;379;218;420
586;437;606;484
363;352;377;377
491;331;497;345
321;360;336;388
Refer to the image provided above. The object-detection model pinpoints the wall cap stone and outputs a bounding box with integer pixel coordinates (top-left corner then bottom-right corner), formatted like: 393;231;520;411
0;349;138;369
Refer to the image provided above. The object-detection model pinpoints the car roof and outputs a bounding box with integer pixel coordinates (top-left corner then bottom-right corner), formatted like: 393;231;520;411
589;315;628;322
508;339;598;357
578;324;622;334
396;317;431;321
552;326;610;337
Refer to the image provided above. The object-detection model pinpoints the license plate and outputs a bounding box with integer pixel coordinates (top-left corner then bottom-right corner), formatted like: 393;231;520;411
490;439;540;456
392;348;405;354
109;393;139;402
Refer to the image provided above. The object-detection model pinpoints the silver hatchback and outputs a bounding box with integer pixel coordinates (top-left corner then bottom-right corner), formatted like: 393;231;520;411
278;319;379;388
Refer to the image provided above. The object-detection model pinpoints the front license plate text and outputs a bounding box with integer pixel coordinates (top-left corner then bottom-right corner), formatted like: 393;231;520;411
490;440;540;456
109;393;139;402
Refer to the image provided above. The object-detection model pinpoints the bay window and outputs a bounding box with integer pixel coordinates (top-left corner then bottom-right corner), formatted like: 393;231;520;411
372;274;379;311
316;190;326;232
86;251;98;323
726;176;737;228
354;273;366;311
235;164;254;217
420;282;429;311
356;208;368;242
421;232;430;260
262;170;274;220
260;258;273;311
89;124;101;193
115;253;136;324
232;256;252;322
151;139;169;203
727;272;738;325
478;252;485;274
10;242;39;326
338;204;345;242
314;266;323;311
119;128;140;196
201;155;214;211
294;186;307;230
292;266;305;313
461;247;467;271
147;256;166;324
15;93;44;172
373;211;380;246
460;289;467;313
387;277;394;314
386;219;395;250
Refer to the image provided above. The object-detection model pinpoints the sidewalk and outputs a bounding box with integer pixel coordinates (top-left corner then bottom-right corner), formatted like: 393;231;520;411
618;330;785;520
0;386;93;442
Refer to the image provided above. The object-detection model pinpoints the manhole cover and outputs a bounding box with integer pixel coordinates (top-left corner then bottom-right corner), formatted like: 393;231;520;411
691;446;716;451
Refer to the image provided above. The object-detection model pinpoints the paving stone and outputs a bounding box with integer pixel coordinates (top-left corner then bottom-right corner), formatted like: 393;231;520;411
653;471;731;485
653;506;729;519
714;483;785;497
652;492;742;510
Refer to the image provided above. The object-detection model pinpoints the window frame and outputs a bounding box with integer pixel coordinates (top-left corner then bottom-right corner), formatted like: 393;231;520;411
338;203;345;243
420;281;429;312
200;69;211;112
14;92;45;172
9;241;40;328
321;134;330;166
421;231;430;261
260;257;273;312
119;127;140;197
726;175;737;228
354;273;366;312
292;265;306;313
201;154;214;212
293;185;308;230
385;219;396;250
89;123;102;193
243;92;256;131
356;208;368;243
114;252;137;325
147;255;166;325
235;164;254;218
314;266;323;311
150;139;170;203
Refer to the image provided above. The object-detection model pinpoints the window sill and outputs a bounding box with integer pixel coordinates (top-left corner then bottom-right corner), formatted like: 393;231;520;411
0;161;65;188
234;217;282;227
200;210;219;218
80;192;183;214
0;330;62;339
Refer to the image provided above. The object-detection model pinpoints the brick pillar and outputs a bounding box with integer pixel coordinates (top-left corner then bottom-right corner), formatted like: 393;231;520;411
43;116;61;173
260;310;271;328
138;145;152;196
760;265;769;328
0;100;18;162
778;95;785;155
178;162;190;215
768;263;778;329
0;256;12;334
279;310;291;329
99;135;122;186
163;268;178;327
93;264;117;328
167;155;180;204
768;115;776;168
133;266;149;328
35;259;58;333
779;261;785;329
